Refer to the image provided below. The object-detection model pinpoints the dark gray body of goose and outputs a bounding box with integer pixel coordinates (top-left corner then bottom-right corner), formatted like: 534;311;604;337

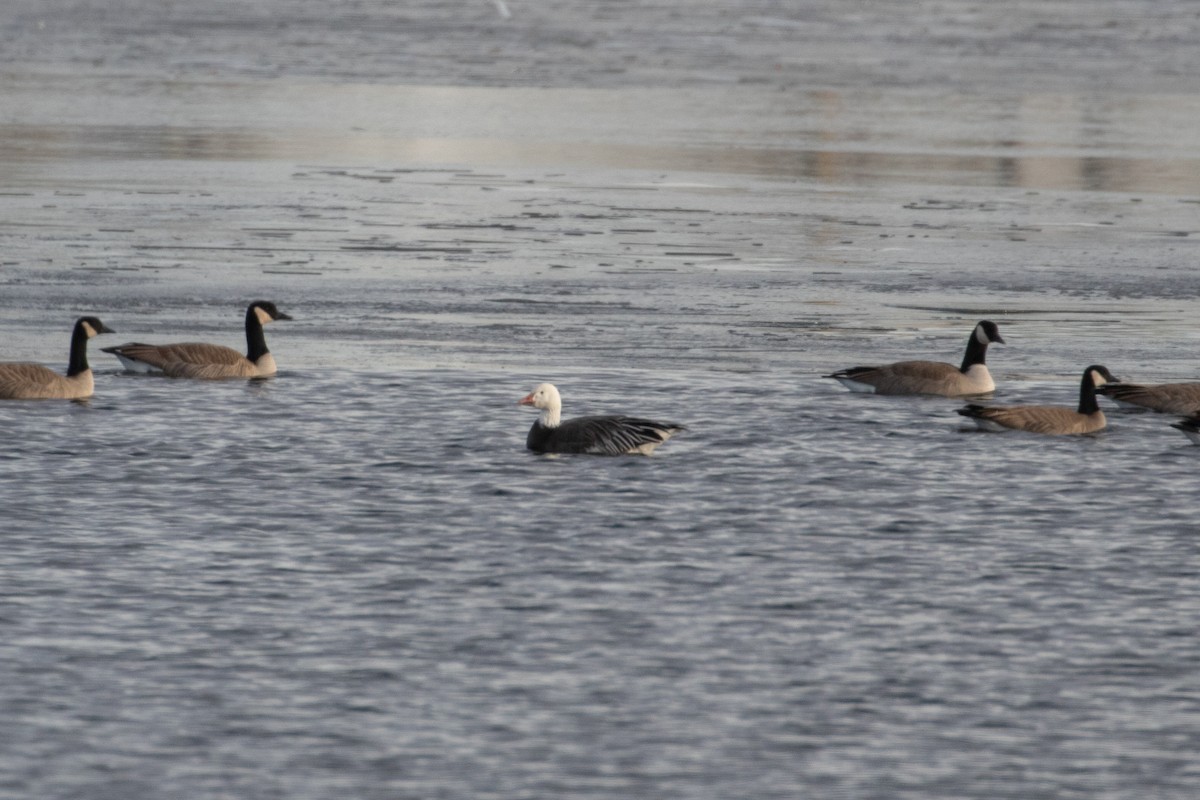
826;320;1005;396
956;365;1118;435
1097;381;1200;414
103;301;291;379
0;316;115;400
518;383;685;455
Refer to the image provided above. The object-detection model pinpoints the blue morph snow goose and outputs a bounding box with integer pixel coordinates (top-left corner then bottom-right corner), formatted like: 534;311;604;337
518;383;685;455
0;316;115;400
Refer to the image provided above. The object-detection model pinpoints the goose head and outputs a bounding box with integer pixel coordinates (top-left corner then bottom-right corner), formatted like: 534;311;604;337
518;383;563;426
975;320;1005;345
77;316;116;338
249;301;293;326
1085;365;1119;388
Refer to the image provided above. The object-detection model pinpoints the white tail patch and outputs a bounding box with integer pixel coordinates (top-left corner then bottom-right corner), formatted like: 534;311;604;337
967;416;1010;433
833;376;877;393
111;352;160;373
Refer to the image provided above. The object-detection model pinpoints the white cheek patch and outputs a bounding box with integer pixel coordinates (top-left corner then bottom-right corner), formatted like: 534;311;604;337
1090;369;1108;387
254;306;274;325
975;325;990;345
81;321;97;337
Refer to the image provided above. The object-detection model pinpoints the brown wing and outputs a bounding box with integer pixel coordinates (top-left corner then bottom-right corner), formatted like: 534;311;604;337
1101;382;1200;414
0;363;87;399
857;361;965;396
0;363;61;398
108;342;248;371
981;406;1105;435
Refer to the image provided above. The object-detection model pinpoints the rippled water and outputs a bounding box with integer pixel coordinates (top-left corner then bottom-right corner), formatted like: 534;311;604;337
4;1;1200;798
5;364;1200;798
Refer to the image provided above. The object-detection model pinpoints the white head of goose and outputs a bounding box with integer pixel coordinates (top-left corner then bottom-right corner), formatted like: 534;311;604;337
0;316;115;400
103;300;292;379
956;365;1119;435
517;382;685;456
826;320;1005;397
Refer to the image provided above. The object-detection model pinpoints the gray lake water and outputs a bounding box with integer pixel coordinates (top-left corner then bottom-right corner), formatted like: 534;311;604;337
3;2;1200;798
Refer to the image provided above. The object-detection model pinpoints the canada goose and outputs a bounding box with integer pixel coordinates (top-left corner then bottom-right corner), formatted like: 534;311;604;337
1169;415;1200;445
518;383;685;455
826;320;1005;396
0;316;115;400
956;365;1119;435
103;301;291;379
1096;380;1200;414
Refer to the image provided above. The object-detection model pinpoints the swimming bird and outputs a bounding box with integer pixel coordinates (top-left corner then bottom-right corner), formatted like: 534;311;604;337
103;301;291;379
1169;415;1200;445
1096;380;1200;414
956;365;1119;435
518;383;685;455
826;320;1005;396
0;316;115;400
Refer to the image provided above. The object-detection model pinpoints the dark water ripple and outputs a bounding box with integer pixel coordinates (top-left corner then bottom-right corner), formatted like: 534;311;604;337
2;367;1199;798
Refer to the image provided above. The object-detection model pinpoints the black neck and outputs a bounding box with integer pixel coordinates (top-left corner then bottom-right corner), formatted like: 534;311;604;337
67;321;91;376
245;307;269;361
1078;372;1100;414
959;331;988;373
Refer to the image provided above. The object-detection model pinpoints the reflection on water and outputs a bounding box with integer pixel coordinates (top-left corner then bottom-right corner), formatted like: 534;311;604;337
2;80;1199;194
2;122;1197;194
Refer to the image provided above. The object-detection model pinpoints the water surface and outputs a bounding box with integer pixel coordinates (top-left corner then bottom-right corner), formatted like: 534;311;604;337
4;367;1200;799
3;2;1200;798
